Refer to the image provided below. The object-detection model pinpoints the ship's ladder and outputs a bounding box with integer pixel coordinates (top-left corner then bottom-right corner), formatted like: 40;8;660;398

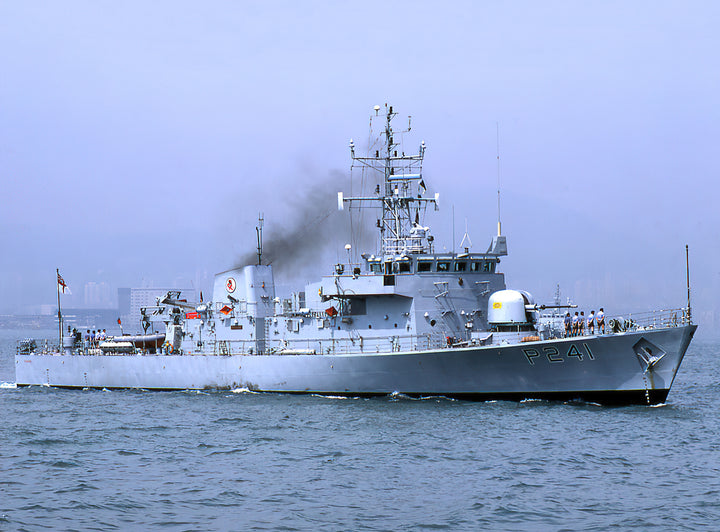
218;340;229;356
433;281;464;338
346;329;363;354
433;281;449;300
473;280;490;297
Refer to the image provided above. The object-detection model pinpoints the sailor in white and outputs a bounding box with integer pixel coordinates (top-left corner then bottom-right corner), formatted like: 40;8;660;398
596;308;605;334
572;312;579;336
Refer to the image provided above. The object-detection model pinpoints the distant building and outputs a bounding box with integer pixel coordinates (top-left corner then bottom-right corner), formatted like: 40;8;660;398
83;281;114;308
38;304;55;316
61;309;124;332
118;288;130;316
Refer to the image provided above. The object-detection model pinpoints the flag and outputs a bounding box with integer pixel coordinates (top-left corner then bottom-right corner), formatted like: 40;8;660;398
200;291;204;302
219;305;232;315
419;179;426;193
325;306;338;317
186;312;199;319
117;317;122;325
57;272;71;294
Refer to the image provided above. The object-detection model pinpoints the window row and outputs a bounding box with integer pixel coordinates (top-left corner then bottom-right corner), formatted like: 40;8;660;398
368;259;497;274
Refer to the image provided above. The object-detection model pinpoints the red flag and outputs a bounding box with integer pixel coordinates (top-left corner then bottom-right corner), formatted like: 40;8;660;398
219;305;232;315
325;306;338;317
186;312;199;319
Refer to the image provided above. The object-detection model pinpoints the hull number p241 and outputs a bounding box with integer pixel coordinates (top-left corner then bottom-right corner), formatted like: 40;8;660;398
523;343;595;365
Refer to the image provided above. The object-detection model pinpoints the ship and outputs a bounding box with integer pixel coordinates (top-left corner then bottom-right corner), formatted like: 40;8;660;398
15;105;696;405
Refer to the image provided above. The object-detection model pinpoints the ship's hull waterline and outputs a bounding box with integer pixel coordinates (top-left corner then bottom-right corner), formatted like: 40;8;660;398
16;325;696;405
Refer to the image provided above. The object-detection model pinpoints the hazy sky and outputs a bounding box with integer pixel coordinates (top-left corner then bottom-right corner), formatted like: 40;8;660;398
1;1;718;326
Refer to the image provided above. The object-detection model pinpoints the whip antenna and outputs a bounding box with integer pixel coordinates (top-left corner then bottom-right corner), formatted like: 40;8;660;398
496;122;502;237
686;244;692;323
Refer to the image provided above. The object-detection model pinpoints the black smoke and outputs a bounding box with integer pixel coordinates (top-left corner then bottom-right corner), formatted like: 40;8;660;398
234;170;377;276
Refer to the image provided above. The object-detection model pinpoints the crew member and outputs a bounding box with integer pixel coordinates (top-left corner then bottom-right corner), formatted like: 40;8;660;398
588;311;595;335
579;311;586;336
564;312;571;337
572;312;579;337
597;308;605;334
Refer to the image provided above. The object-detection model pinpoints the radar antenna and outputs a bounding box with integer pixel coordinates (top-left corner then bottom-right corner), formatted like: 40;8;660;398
341;104;438;256
459;219;472;253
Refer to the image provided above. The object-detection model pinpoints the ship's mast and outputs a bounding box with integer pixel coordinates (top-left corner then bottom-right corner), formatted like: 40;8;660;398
256;213;264;265
342;104;438;256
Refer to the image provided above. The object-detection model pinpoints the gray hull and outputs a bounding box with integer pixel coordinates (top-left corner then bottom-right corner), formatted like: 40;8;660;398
15;325;696;405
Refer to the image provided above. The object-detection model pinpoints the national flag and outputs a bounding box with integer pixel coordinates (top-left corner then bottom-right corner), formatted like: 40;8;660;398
199;291;204;302
57;272;71;294
117;317;122;325
419;178;426;193
325;306;338;317
219;305;232;315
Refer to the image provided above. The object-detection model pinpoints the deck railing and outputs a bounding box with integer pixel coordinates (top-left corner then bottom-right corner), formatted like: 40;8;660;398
205;333;444;356
608;307;690;333
17;307;692;357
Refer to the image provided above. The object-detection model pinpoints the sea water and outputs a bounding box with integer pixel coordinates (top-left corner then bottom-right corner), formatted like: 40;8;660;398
1;329;719;531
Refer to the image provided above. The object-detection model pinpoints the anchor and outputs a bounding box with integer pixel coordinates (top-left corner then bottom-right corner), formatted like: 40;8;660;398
637;346;666;373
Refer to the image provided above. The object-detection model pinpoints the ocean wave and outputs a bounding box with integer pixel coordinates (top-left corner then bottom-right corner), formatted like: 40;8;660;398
48;460;79;468
0;381;17;389
310;393;351;400
213;417;252;424
207;448;247;456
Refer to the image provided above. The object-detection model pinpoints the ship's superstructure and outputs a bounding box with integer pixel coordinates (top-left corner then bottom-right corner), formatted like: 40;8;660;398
180;105;511;357
15;105;696;404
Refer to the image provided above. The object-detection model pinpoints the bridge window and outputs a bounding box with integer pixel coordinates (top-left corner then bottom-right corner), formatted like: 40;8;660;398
469;260;497;273
437;261;450;272
454;261;467;272
370;263;382;273
398;261;411;273
417;261;432;272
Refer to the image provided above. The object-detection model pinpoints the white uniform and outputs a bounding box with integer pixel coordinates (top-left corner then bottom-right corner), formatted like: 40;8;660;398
596;310;605;332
